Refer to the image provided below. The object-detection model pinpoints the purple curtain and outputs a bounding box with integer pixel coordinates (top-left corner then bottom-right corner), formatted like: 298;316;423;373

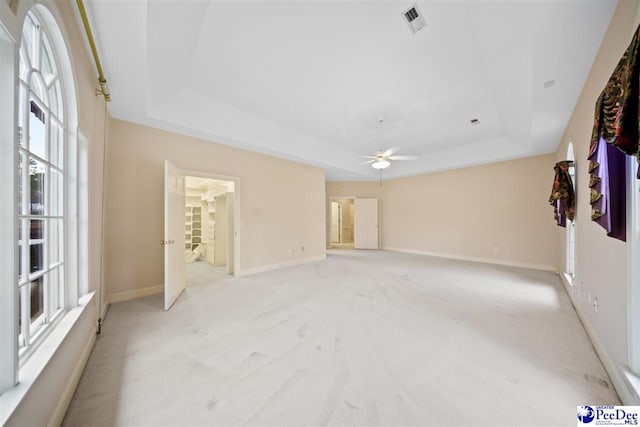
549;160;576;227
588;136;627;241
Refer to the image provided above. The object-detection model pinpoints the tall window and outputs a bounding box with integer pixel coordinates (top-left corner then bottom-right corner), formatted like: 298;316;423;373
17;10;65;359
566;142;576;283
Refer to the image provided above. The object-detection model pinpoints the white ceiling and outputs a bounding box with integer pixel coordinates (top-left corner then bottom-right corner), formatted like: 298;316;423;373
86;0;617;181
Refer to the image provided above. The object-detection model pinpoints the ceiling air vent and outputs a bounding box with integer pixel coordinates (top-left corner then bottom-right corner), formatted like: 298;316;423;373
402;4;427;34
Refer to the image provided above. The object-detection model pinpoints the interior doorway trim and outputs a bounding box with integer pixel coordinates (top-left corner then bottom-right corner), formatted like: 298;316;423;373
329;196;355;248
182;168;240;277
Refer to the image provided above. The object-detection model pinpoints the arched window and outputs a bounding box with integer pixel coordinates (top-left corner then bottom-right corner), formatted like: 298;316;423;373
566;142;576;282
16;7;75;360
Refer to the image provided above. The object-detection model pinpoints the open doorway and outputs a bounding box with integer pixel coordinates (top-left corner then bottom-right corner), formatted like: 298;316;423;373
184;176;236;287
330;197;354;249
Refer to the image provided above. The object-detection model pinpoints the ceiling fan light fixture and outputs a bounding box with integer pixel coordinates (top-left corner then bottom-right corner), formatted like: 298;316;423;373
372;159;390;170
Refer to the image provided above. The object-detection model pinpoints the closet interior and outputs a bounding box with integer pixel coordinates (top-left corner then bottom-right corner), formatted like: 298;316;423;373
184;176;235;274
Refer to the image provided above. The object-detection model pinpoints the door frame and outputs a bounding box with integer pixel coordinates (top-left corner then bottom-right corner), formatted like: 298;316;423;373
181;168;240;276
330;201;342;243
328;196;355;247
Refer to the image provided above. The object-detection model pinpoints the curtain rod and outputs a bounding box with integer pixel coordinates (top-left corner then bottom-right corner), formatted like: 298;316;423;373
76;0;110;101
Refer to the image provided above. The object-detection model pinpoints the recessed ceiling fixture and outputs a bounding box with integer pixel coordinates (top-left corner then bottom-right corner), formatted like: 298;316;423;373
402;3;427;34
470;118;479;125
544;79;556;88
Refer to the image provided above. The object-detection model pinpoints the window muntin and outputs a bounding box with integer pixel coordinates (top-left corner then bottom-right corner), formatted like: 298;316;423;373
17;10;65;357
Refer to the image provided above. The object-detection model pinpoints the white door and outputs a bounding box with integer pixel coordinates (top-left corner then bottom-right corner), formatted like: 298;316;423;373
354;198;378;249
331;202;341;243
164;160;186;310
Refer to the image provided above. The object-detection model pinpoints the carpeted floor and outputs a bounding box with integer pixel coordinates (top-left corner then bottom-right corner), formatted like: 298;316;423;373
185;260;229;287
62;250;619;426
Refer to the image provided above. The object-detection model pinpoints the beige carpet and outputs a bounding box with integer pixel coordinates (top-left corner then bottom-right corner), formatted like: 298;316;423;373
63;250;619;426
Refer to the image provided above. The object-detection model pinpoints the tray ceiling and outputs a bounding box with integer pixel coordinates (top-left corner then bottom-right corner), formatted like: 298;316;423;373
84;0;617;180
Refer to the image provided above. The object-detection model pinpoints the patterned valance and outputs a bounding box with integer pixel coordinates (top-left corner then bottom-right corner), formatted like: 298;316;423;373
549;160;575;227
586;25;640;241
590;25;640;170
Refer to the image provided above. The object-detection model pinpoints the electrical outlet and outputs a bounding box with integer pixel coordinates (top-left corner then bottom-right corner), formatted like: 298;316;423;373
301;246;304;252
593;298;598;312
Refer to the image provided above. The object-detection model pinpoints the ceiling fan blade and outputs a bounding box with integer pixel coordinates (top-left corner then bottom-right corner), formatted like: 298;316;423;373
381;147;398;158
362;155;377;159
362;159;375;165
388;155;418;161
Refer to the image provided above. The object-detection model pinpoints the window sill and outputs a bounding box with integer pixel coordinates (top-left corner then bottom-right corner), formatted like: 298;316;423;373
0;292;95;426
563;272;576;286
622;368;640;405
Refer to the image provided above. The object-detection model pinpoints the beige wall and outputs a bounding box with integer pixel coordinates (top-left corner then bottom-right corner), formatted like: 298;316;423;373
381;154;558;268
326;181;381;248
555;0;640;399
105;119;326;296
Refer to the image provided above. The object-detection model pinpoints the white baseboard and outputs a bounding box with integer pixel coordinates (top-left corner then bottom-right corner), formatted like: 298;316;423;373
47;329;96;427
559;274;637;405
108;285;163;304
100;303;109;322
237;254;326;277
383;247;557;272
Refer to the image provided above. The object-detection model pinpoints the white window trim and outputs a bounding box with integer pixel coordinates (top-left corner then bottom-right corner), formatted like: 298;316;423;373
0;292;95;425
1;2;86;399
627;155;640;379
0;1;20;394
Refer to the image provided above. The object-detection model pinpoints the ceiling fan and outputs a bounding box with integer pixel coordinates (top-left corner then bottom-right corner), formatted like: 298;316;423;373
362;118;418;169
363;147;418;169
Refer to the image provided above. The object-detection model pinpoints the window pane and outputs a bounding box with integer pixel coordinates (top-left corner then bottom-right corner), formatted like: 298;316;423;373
19;44;29;82
30;244;44;275
29;75;48;106
18;85;26;147
49;219;62;265
30;219;44;274
47;267;62;315
29;99;46;160
23;15;36;65
18;220;23;281
50;121;63;168
29;157;46;215
30;276;44;323
49;81;61;120
18;151;24;214
18;286;25;347
41;37;56;85
30;218;43;240
50;169;62;216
